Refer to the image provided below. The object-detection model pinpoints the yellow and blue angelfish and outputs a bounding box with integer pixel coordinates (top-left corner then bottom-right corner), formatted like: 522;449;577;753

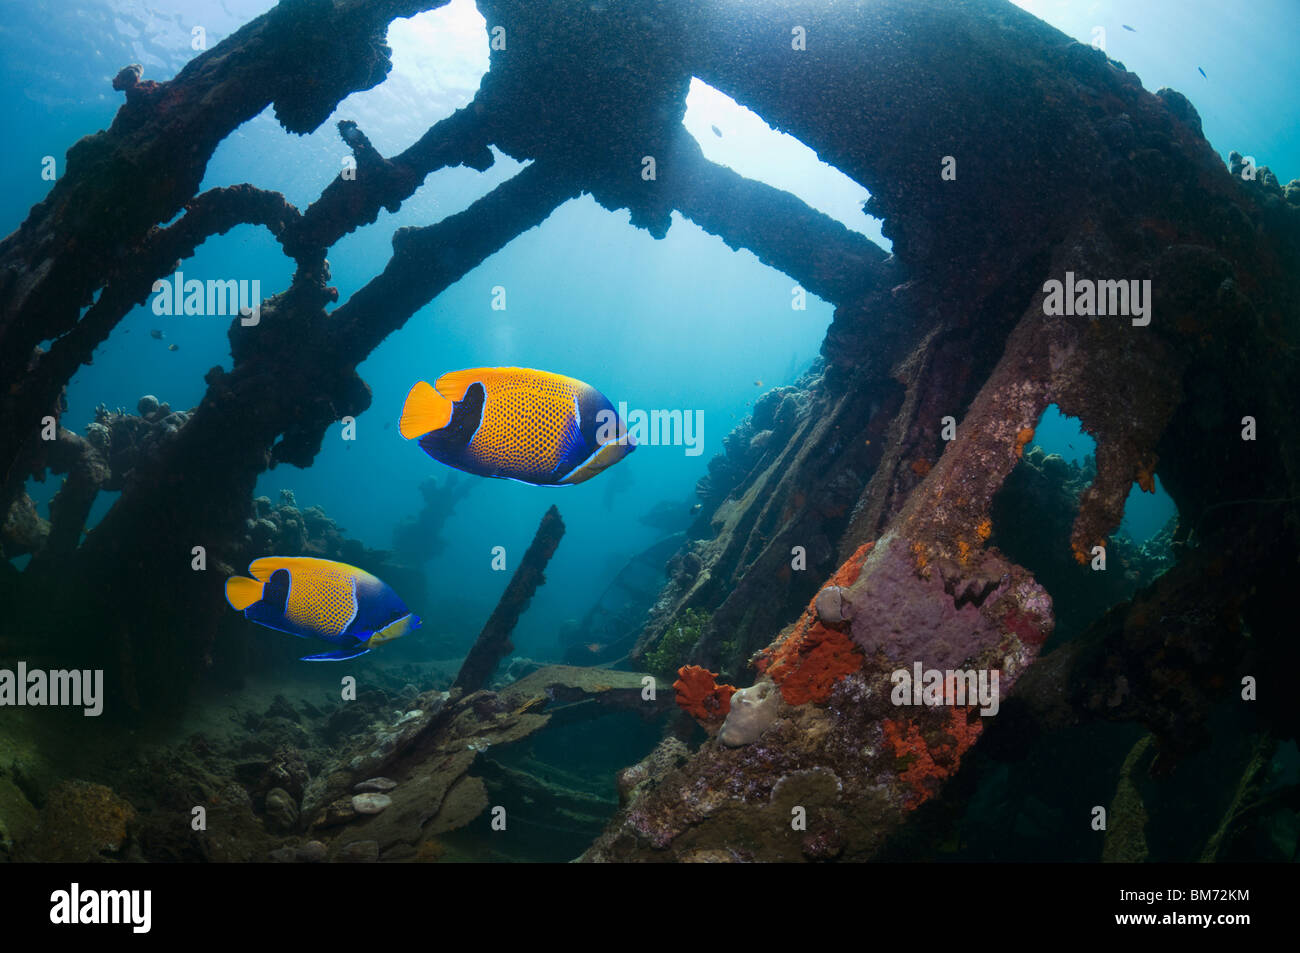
398;366;635;486
224;557;421;661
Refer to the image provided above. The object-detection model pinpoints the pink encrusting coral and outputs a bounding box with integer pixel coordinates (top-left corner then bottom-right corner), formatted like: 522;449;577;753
845;535;1054;669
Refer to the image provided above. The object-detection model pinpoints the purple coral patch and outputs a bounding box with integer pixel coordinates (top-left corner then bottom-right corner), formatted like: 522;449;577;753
847;539;1002;669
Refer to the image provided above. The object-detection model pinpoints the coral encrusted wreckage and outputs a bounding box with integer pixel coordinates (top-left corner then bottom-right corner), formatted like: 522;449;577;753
1;0;1298;861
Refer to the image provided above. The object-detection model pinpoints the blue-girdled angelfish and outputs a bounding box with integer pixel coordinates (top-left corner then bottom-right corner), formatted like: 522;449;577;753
225;557;421;661
398;367;635;485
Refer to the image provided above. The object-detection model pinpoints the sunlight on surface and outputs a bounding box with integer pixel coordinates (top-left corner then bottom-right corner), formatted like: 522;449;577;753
337;0;490;154
682;78;889;250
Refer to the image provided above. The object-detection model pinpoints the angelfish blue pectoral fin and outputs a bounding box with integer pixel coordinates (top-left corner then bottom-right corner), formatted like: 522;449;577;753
300;647;372;662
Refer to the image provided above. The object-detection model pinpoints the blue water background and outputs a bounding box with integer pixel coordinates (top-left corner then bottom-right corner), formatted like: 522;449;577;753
2;0;1293;655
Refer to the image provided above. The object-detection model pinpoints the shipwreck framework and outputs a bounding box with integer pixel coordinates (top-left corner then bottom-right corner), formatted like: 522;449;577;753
0;0;1297;861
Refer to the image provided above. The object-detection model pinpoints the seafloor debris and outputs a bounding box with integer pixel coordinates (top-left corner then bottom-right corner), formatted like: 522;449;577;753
289;664;662;862
453;505;566;694
0;663;664;862
17;780;136;863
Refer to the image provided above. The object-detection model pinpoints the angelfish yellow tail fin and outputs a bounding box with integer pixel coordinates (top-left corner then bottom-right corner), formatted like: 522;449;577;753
399;380;454;440
225;575;265;611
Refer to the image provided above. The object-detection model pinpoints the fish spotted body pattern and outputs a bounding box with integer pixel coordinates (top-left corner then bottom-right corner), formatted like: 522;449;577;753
225;557;421;661
399;366;635;485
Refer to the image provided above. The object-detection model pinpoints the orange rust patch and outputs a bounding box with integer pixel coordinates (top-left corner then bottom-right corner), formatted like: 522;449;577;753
754;543;874;706
673;665;736;722
826;542;874;590
910;458;931;477
975;518;992;541
761;622;863;706
1015;427;1035;458
911;540;928;570
957;539;971;563
884;707;984;808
